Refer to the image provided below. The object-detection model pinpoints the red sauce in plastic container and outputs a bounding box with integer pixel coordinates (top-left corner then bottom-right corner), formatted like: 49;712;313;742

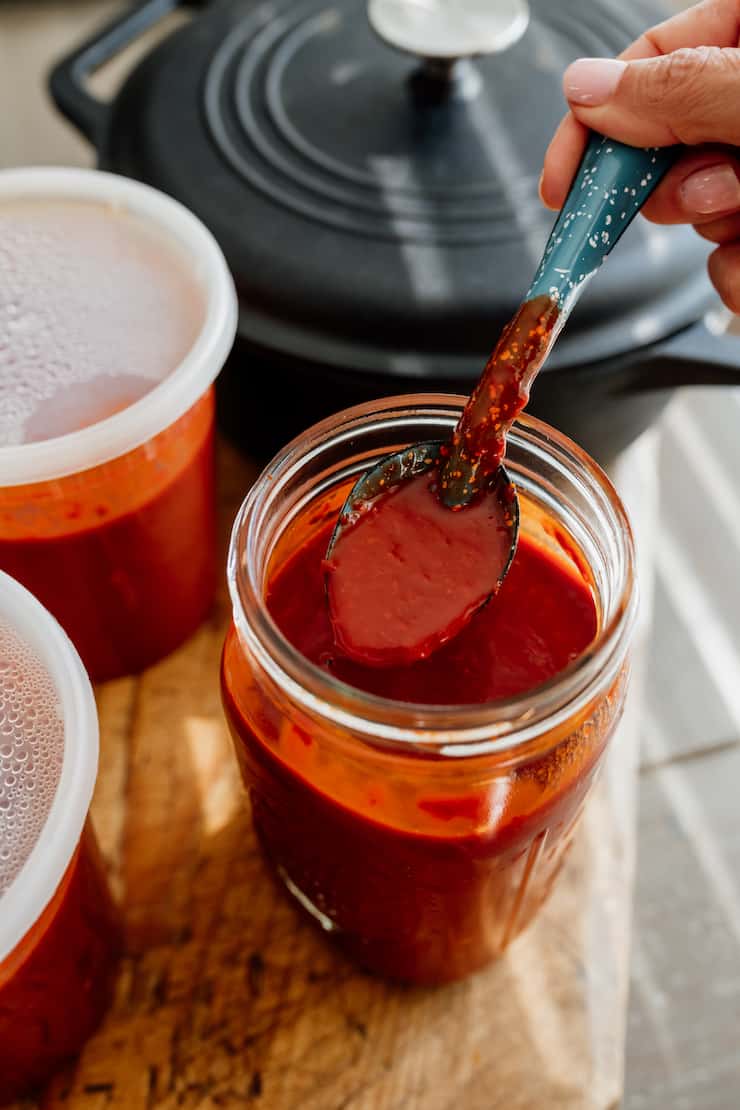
0;171;237;681
0;569;120;1101
0;826;120;1104
0;391;216;681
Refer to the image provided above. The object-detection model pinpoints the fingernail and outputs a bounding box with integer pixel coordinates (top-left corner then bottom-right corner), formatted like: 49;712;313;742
563;58;626;106
680;164;740;215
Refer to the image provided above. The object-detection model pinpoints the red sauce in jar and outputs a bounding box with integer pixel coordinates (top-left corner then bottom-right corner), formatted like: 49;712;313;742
0;391;216;682
0;824;120;1103
325;468;518;668
290;522;595;703
222;505;621;983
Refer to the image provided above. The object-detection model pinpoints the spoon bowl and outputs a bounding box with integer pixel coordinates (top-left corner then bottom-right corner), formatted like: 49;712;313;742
325;443;519;667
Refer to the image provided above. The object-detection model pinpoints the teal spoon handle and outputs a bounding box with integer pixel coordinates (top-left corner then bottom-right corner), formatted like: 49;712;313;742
437;134;681;508
528;132;680;313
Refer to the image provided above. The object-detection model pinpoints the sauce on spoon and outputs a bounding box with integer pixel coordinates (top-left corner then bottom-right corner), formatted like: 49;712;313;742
325;295;559;667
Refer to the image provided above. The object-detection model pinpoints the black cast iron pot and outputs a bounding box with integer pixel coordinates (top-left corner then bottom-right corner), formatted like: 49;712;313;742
50;0;740;463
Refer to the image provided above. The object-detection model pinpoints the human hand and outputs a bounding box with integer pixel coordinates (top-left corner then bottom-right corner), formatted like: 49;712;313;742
540;0;740;311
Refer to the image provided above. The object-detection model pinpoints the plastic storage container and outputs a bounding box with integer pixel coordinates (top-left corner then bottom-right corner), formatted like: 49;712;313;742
0;167;237;680
0;570;119;1102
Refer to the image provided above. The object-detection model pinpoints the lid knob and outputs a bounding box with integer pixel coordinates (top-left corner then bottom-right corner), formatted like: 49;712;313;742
368;0;530;60
368;0;530;101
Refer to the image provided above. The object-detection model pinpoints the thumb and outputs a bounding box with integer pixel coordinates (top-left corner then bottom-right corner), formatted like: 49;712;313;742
564;47;740;147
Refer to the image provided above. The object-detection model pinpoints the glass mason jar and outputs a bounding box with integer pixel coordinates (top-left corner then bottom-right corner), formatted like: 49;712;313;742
221;396;637;985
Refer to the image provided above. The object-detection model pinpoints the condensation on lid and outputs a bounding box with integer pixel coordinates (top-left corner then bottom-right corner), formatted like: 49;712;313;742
0;198;206;447
0;168;237;488
0;620;64;897
0;570;98;966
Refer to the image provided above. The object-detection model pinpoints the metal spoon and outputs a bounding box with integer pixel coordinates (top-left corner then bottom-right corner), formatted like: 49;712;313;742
326;134;679;666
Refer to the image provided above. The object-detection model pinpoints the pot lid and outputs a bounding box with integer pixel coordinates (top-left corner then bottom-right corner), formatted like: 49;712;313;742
103;0;712;377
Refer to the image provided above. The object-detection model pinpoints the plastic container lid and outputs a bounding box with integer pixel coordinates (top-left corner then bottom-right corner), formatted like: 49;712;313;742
0;167;238;487
0;570;99;965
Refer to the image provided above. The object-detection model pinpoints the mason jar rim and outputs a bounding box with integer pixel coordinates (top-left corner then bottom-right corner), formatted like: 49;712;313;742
227;395;637;757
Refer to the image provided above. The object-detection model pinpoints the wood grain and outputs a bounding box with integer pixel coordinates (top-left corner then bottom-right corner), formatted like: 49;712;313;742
6;440;647;1110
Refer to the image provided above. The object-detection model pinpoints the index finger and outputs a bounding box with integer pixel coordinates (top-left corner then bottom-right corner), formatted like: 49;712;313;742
625;0;740;59
539;0;740;210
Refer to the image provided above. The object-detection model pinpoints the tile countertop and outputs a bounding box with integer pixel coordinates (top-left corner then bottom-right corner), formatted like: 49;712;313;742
2;3;740;1107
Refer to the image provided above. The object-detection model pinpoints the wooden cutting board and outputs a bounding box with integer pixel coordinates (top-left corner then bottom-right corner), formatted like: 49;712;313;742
15;439;649;1110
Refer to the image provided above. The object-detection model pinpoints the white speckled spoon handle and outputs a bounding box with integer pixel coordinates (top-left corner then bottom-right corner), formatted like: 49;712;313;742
527;133;679;307
336;136;682;517
433;133;680;507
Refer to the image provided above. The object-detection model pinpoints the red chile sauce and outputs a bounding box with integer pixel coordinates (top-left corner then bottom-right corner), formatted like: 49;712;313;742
222;296;618;983
325;469;517;669
438;295;560;501
0;824;120;1102
279;522;595;705
0;392;216;682
221;499;612;983
326;296;561;666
